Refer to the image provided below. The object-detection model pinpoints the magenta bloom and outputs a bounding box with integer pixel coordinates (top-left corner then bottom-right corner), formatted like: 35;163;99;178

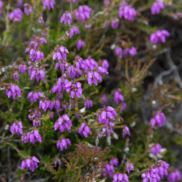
115;47;122;57
54;158;61;168
84;98;93;109
39;99;51;112
151;1;164;15
24;3;32;15
60;11;72;25
70;26;79;38
111;18;119;29
29;36;47;49
85;56;98;71
18;64;26;74
150;110;166;127
77;39;85;50
119;2;136;21
104;0;110;8
110;157;119;166
57;138;71;151
9;8;23;22
151;144;162;156
33;118;41;128
17;0;23;8
150;30;170;44
30;49;44;62
102;60;109;70
13;72;20;81
65;81;82;98
99;122;115;137
0;1;3;14
126;163;134;174
26;129;42;144
75;5;91;22
43;0;55;10
28;91;44;103
28;66;45;82
141;160;169;182
168;170;181;182
10;121;23;135
38;15;44;25
6;84;21;99
21;156;39;172
120;102;127;113
113;173;129;182
98;106;118;126
78;123;91;137
129;46;137;56
103;164;115;178
53;46;68;60
54;114;72;133
101;94;107;107
122;126;130;138
114;89;124;104
52;76;68;94
87;71;102;86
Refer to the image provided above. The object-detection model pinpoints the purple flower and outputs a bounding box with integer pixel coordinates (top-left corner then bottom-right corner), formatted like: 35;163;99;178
141;160;169;182
122;126;130;138
150;110;166;127
113;173;129;182
43;0;55;10
114;89;124;104
56;138;71;151
168;170;181;182
0;1;3;15
9;8;23;22
28;66;45;82
126;163;134;174
84;98;93;109
54;114;72;133
101;94;107;107
39;99;51;112
110;157;119;166
30;49;44;62
78;123;91;137
54;158;61;168
28;91;44;103
18;64;26;74
33;118;41;128
104;0;110;8
10;121;23;135
49;111;54;119
65;81;82;98
21;133;29;144
52;76;68;94
17;0;23;8
129;47;137;56
67;66;76;80
24;3;32;16
85;56;98;71
70;26;79;38
29;36;47;49
102;60;109;70
62;101;69;110
75;5;91;23
151;1;164;15
98;106;118;126
115;47;122;57
151;144;162;156
150;30;170;44
99;122;115;137
111;18;119;29
77;39;85;50
6;84;21;99
119;2;136;21
53;46;68;61
120;102;127;113
87;71;102;86
13;72;20;81
103;164;115;178
21;156;39;172
26;129;42;144
60;11;72;25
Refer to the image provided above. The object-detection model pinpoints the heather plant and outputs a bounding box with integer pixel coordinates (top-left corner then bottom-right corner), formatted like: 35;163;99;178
0;0;182;182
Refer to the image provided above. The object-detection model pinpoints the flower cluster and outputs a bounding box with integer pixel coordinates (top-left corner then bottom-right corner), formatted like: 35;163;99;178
141;160;169;182
43;0;55;10
28;66;45;82
13;72;20;81
113;173;129;182
150;111;166;127
151;1;164;15
18;63;27;74
53;46;68;61
110;157;119;166
151;144;162;156
22;129;42;144
115;47;122;57
75;5;91;22
111;18;119;29
65;81;82;98
114;89;124;104
21;156;39;172
122;126;130;138
0;1;3;14
60;11;72;25
150;30;170;44
24;3;32;16
84;98;93;109
56;138;71;151
119;2;136;21
54;158;61;168
99;122;115;137
168;170;181;182
54;114;72;133
28;91;44;103
70;26;79;38
78;123;91;137
10;121;23;135
6;84;21;99
103;164;115;177
126;162;134;174
77;39;85;50
9;9;23;22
